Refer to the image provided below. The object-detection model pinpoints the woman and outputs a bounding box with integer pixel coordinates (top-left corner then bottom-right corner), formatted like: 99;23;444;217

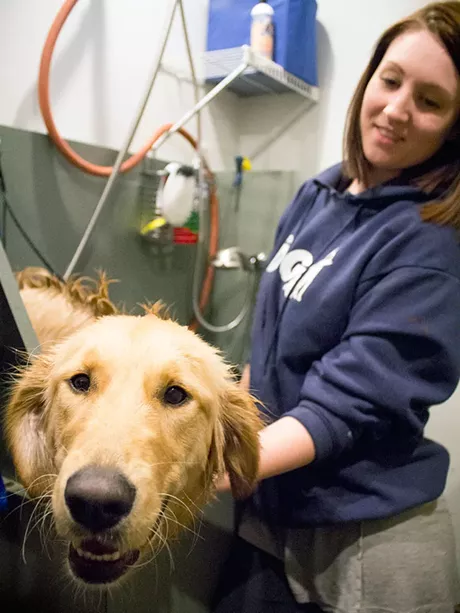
212;2;460;612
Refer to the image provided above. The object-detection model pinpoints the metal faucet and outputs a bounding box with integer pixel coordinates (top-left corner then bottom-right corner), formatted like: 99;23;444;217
211;247;267;272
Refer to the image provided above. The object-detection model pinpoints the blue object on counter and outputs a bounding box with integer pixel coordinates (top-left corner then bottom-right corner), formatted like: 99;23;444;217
206;0;318;86
0;475;7;513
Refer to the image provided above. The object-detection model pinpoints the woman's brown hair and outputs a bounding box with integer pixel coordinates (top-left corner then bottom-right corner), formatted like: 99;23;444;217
343;1;460;229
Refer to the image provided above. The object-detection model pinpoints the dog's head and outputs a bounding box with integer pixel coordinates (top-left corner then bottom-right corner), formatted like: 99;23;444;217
5;313;261;585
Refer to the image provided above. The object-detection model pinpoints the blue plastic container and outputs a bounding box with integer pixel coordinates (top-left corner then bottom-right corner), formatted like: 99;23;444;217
206;0;318;86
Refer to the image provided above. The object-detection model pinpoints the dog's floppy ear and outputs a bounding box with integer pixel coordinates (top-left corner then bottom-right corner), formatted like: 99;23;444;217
4;354;55;495
210;384;263;500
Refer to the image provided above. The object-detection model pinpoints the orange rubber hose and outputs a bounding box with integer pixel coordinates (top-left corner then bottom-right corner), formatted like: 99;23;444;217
37;0;218;330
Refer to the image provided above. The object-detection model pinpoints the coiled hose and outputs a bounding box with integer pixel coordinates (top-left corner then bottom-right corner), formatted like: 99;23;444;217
37;0;219;331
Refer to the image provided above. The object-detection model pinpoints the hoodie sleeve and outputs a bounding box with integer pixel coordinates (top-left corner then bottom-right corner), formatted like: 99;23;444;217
284;265;460;462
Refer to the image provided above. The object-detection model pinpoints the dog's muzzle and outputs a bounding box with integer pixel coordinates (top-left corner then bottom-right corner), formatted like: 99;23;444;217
64;465;140;584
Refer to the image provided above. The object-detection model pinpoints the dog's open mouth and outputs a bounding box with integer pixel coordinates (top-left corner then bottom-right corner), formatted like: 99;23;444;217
68;539;140;584
66;498;167;584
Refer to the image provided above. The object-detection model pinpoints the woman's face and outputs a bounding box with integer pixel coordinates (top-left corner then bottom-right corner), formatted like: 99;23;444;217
360;28;459;185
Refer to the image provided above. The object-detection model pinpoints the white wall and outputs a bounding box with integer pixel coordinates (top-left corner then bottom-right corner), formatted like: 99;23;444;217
0;0;240;170
240;0;430;174
0;0;431;173
1;0;459;564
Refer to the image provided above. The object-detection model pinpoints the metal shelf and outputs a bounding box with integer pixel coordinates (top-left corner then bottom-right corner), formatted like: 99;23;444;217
146;47;318;166
204;45;319;101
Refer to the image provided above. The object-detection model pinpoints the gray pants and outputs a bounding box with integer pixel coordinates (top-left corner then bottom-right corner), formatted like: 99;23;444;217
240;498;459;613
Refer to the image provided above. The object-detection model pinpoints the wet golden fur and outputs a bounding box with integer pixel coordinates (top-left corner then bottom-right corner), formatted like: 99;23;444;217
15;266;119;346
5;267;262;584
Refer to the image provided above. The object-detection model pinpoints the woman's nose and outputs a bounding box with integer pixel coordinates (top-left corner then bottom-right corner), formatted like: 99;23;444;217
383;90;411;123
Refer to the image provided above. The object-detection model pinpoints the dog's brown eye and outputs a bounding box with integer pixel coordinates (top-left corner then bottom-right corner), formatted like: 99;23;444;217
69;373;91;393
163;385;188;406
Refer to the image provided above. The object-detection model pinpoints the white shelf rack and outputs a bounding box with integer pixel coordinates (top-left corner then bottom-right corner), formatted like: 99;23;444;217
148;46;319;164
204;45;319;101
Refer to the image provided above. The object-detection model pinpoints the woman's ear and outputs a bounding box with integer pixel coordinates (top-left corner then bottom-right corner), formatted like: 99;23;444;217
4;353;55;496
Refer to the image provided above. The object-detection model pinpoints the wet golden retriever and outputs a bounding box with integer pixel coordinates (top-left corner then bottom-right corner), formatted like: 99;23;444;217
4;268;261;586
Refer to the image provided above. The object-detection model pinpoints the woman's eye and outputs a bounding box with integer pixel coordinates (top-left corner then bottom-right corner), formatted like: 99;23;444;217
421;96;441;110
163;385;189;407
69;373;91;393
381;77;399;88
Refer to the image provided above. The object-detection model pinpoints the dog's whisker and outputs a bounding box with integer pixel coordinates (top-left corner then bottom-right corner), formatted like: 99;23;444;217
38;500;56;558
183;489;209;516
0;483;54;526
72;580;86;609
155;491;204;548
153;516;175;574
0;495;38;524
147;535;157;559
132;542;160;571
159;492;196;524
178;489;208;553
163;522;176;574
24;502;54;556
1;489;26;500
132;535;162;571
19;486;54;563
37;501;53;540
21;503;43;564
192;512;205;552
107;584;115;605
30;487;54;507
42;524;56;560
25;473;58;494
161;506;203;543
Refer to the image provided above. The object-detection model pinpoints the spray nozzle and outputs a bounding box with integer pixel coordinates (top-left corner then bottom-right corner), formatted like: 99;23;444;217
233;155;252;187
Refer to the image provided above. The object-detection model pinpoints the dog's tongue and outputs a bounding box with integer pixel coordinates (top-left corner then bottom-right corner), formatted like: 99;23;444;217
80;538;118;556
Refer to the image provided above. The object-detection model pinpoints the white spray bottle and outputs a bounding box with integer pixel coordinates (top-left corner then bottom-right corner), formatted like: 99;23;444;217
250;0;275;60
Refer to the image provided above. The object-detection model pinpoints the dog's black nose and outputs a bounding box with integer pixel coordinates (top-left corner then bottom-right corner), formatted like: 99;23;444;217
65;466;136;532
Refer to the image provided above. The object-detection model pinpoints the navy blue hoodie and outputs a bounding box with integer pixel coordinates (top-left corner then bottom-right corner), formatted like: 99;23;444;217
248;163;460;527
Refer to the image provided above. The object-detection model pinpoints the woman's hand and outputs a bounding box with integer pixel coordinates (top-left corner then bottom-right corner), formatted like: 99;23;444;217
214;473;231;493
214;416;316;494
239;364;251;391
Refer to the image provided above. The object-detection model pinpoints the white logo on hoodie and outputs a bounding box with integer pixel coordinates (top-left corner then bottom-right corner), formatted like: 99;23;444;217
267;234;338;302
